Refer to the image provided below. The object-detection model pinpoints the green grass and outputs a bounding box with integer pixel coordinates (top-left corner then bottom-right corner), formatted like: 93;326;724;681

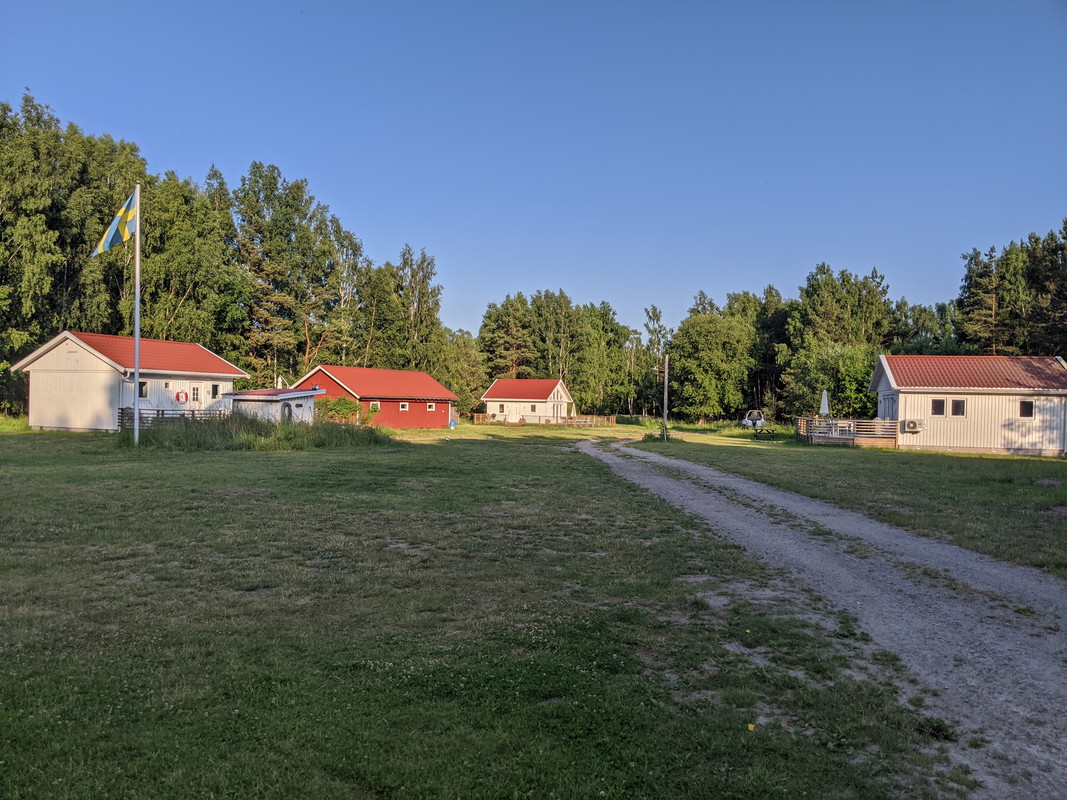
0;422;985;798
637;423;1067;578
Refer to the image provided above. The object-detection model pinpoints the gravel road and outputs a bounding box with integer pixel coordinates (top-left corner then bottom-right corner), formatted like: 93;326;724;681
577;441;1067;799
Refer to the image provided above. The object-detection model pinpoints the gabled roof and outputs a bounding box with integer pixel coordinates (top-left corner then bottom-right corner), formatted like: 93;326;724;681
481;378;570;402
871;355;1067;392
297;365;458;401
10;331;249;378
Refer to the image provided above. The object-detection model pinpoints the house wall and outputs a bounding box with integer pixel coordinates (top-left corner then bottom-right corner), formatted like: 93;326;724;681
294;372;452;429
24;343;121;431
232;398;315;424
486;399;571;424
894;390;1065;456
120;375;235;414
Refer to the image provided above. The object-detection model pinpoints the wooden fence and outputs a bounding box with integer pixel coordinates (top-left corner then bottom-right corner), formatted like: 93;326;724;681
472;414;616;427
118;408;228;429
795;417;899;448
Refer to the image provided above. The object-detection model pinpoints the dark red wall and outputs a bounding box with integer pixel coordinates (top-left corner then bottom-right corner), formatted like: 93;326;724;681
294;371;452;429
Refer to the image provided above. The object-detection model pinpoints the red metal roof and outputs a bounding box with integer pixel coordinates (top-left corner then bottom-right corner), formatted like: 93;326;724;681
225;388;325;399
69;332;247;376
882;355;1067;390
301;365;458;401
482;378;565;401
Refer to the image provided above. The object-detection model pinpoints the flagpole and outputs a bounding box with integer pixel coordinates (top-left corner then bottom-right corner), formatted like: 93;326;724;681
133;181;141;446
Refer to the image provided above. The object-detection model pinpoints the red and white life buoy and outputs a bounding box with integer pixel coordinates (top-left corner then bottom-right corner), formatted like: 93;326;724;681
176;391;189;403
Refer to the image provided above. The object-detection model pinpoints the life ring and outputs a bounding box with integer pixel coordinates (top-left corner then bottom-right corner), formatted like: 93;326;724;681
176;391;189;403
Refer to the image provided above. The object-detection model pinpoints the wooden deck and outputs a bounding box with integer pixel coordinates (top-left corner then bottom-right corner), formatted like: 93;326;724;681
472;414;616;427
118;408;227;429
795;417;899;448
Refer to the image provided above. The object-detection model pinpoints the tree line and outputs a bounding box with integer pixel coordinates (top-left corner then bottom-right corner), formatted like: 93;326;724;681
2;94;1064;421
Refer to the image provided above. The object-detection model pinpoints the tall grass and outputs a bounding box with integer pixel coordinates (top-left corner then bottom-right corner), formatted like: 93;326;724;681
115;414;393;451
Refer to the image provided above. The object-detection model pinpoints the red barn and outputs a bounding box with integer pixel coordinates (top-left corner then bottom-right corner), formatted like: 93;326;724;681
292;365;458;429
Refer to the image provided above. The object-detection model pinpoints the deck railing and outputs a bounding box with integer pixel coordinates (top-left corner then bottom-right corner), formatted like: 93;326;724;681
472;414;616;427
118;408;228;429
795;417;899;448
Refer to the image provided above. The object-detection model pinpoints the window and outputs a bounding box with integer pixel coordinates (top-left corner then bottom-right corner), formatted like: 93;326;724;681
138;381;149;399
498;404;505;413
164;381;171;390
369;401;380;412
427;403;435;412
951;399;965;417
192;386;200;402
211;384;220;399
531;404;537;413
1019;400;1034;418
399;402;409;412
931;399;945;416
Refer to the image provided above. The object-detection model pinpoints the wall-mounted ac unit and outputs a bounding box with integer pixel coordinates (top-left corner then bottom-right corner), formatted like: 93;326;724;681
904;419;924;433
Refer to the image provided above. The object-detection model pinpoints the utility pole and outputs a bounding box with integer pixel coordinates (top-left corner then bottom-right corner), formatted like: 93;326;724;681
662;352;669;442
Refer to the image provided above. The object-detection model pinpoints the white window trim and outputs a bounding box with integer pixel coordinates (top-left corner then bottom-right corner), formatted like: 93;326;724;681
399;402;409;412
427;402;435;412
369;401;381;412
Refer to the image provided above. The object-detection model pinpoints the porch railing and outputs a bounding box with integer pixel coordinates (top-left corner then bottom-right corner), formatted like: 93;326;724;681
118;407;228;429
795;417;899;448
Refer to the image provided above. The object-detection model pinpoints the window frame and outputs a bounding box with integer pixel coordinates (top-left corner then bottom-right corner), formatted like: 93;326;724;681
427;402;435;412
950;399;966;417
930;398;945;417
138;381;149;399
191;385;200;402
1019;400;1034;418
399;402;409;412
369;401;381;412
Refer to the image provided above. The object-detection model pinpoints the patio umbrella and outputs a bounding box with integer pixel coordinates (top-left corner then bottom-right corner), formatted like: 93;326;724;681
819;389;830;416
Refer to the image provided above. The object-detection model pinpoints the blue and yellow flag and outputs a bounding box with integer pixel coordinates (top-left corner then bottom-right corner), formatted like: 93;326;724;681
91;192;137;257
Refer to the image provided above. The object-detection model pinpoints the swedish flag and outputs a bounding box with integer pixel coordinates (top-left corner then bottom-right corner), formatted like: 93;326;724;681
91;192;137;257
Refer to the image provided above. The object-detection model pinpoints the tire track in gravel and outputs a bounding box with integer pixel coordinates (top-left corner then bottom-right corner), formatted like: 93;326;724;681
577;441;1067;799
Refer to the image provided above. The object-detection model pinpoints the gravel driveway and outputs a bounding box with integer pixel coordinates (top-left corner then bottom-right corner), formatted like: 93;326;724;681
577;441;1067;799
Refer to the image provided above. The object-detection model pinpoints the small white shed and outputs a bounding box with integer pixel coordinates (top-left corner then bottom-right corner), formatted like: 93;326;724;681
10;331;249;432
869;355;1067;457
225;387;325;424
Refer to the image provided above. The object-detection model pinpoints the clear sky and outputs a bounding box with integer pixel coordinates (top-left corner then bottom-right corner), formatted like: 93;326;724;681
3;1;1065;336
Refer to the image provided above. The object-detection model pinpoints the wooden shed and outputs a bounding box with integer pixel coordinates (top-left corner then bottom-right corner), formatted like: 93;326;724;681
10;331;248;432
480;378;574;424
869;355;1067;457
291;365;458;429
226;387;325;424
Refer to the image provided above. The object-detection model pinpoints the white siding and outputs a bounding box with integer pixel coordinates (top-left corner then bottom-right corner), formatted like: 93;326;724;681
897;391;1065;456
25;343;120;431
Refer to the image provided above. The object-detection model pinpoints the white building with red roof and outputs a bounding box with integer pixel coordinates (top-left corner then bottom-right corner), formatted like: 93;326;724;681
480;378;574;424
869;355;1067;457
291;365;458;429
11;331;248;432
225;386;326;425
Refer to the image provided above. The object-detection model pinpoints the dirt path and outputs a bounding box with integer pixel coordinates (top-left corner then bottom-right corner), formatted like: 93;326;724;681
577;441;1067;799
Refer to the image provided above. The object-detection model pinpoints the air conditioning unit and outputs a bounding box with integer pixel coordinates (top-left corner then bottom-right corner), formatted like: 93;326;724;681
904;419;924;433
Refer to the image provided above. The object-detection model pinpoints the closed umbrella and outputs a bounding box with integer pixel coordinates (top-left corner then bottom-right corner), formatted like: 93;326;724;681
819;389;830;416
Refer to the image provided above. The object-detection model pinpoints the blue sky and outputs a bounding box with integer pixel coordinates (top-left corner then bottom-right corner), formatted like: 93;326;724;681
3;1;1065;336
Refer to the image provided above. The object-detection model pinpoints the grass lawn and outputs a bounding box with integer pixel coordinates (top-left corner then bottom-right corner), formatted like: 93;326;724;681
0;419;1027;798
